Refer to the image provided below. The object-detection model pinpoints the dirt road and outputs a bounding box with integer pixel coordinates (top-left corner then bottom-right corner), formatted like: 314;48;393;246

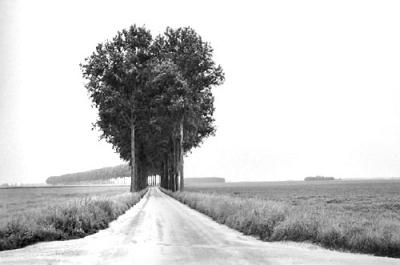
0;187;398;265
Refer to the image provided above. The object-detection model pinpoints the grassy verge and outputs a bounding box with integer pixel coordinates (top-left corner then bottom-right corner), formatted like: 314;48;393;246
0;189;147;251
163;189;400;258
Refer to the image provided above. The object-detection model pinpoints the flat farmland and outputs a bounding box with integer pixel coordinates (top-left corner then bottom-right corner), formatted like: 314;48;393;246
178;179;400;257
186;179;400;218
0;185;129;224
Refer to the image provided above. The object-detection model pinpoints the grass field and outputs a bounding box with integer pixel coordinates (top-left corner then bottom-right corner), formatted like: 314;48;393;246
0;185;144;251
0;185;129;224
167;179;400;258
186;180;400;218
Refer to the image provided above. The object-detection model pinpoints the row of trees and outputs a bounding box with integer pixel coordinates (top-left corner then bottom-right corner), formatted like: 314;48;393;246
46;165;130;185
81;25;224;192
45;163;225;185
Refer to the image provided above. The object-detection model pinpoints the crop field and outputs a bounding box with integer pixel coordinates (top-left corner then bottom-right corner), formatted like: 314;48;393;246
169;179;400;258
0;185;144;250
0;185;129;224
186;179;400;217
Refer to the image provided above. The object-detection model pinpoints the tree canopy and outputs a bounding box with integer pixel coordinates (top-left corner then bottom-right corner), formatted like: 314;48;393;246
81;25;224;191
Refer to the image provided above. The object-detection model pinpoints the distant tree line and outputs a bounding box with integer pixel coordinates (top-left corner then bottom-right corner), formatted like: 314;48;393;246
46;164;225;186
80;25;224;192
46;165;129;185
185;177;225;184
304;176;335;181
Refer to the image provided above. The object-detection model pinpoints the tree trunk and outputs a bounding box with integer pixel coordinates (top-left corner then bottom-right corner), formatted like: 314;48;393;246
130;124;137;192
179;120;184;191
167;154;171;190
172;139;176;191
163;157;168;188
137;163;141;189
160;162;164;188
174;138;179;192
162;163;165;188
175;141;180;191
171;150;176;191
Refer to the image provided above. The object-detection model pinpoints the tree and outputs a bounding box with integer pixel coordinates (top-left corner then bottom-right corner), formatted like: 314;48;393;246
81;25;224;192
145;58;189;190
81;25;152;192
153;27;225;190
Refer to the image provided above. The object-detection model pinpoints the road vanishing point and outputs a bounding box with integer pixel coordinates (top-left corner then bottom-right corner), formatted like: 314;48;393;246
0;187;398;265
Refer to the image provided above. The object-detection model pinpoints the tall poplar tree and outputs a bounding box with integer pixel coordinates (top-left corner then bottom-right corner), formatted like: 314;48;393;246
154;27;225;190
81;25;152;192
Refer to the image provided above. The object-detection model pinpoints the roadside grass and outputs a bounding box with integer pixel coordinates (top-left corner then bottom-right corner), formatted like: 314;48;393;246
0;185;130;222
0;189;147;251
164;189;400;258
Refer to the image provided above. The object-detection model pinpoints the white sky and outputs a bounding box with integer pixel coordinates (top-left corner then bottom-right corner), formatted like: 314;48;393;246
1;0;400;184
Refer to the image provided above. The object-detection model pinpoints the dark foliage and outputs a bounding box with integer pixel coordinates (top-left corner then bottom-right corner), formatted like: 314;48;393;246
80;25;224;191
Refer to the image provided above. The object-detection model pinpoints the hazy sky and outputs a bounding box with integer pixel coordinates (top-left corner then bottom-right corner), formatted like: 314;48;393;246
1;0;400;184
